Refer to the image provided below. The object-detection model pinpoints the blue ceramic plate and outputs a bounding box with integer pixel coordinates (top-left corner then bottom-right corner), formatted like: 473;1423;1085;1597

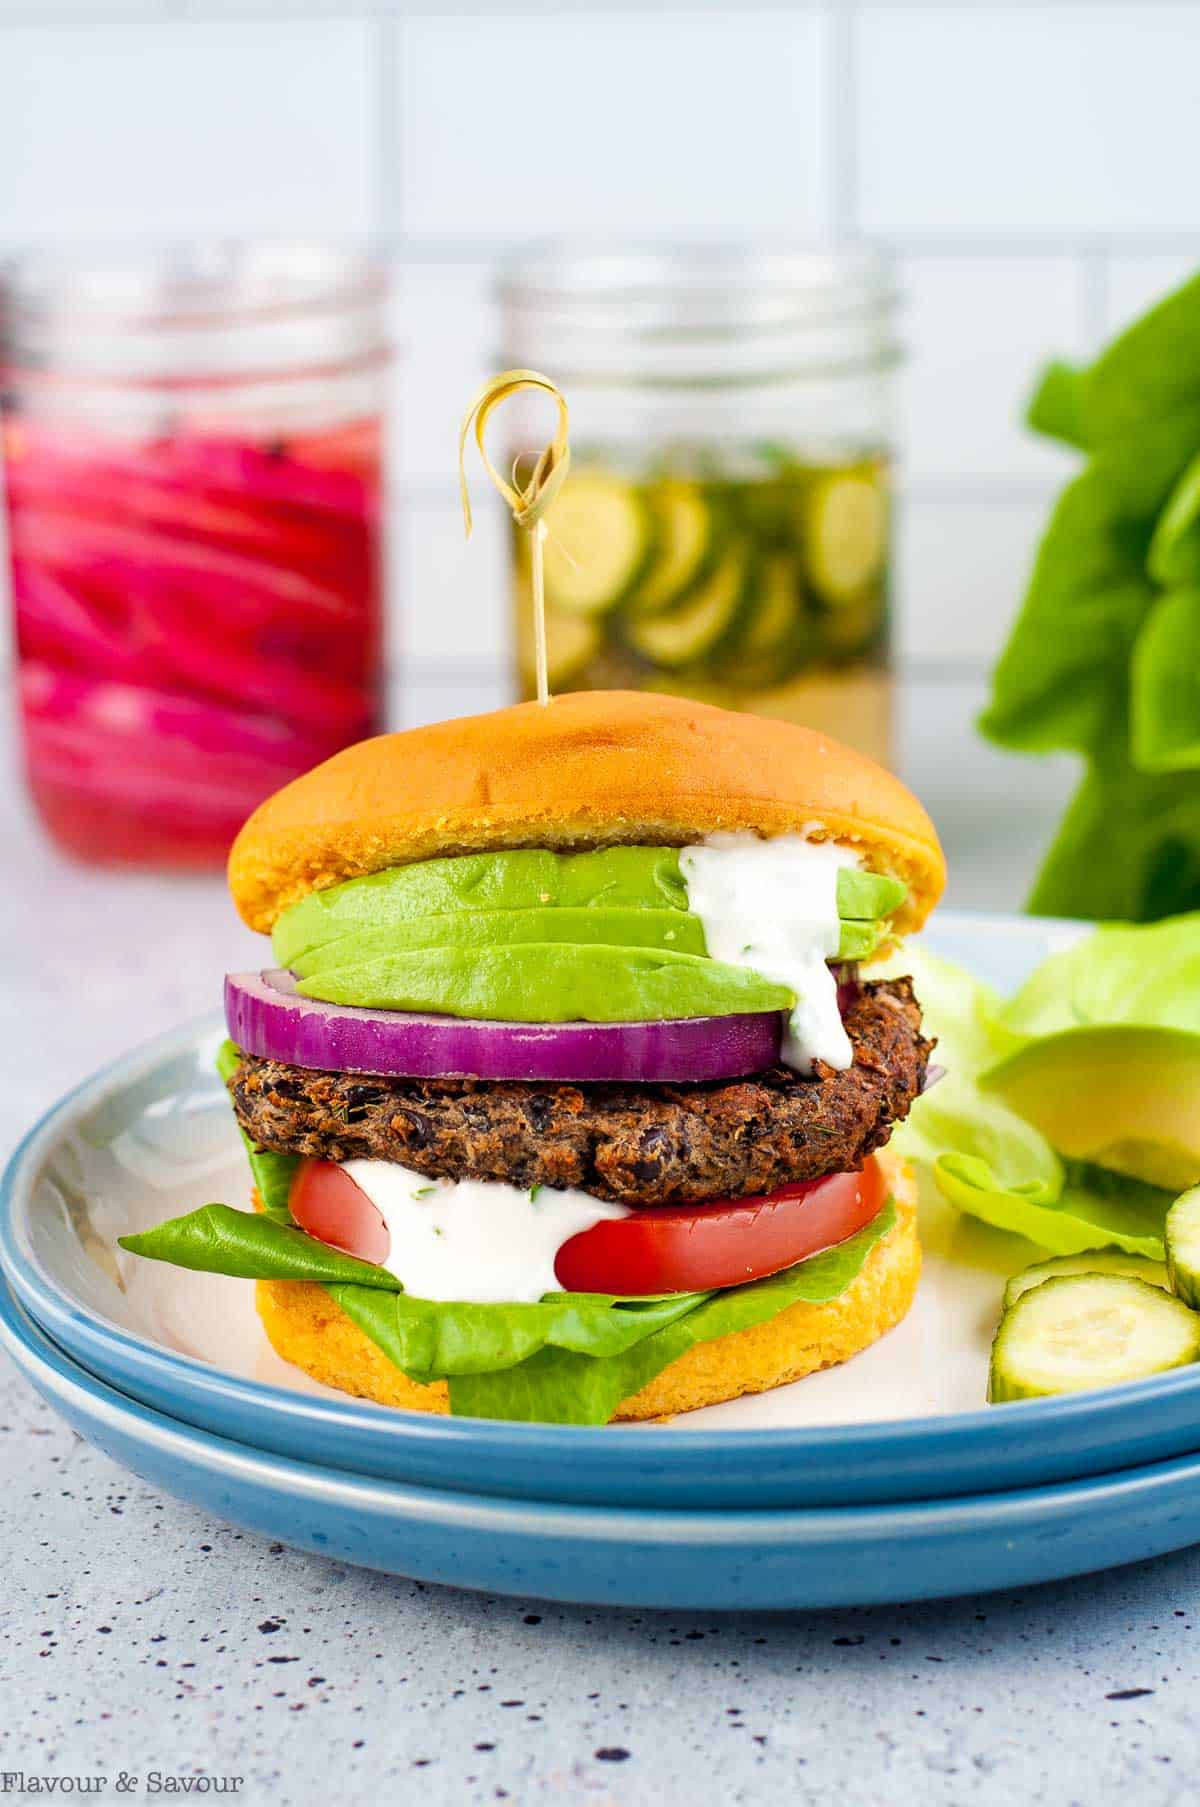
5;1277;1200;1610
6;911;1197;1511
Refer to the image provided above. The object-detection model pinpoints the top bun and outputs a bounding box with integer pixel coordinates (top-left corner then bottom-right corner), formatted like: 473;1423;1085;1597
229;690;946;935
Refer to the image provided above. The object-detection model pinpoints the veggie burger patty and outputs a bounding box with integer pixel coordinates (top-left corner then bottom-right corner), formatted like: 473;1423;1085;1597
229;977;932;1208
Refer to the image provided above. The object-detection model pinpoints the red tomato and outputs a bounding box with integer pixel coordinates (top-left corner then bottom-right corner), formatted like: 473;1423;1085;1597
288;1158;390;1265
553;1157;887;1296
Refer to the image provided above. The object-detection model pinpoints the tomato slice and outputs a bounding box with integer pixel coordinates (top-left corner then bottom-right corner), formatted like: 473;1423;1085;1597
553;1157;887;1296
289;1154;886;1300
288;1158;390;1265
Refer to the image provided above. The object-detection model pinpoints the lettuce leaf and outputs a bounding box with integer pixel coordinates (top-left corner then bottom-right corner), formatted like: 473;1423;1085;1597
339;1204;897;1424
1025;746;1200;923
936;1154;1170;1259
1131;587;1200;773
980;268;1200;919
977;468;1153;759
118;1188;896;1426
119;1203;400;1288
885;948;1176;1259
999;915;1200;1037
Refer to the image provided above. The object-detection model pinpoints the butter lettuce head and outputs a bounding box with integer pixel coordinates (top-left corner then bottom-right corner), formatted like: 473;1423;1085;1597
980;270;1200;920
1000;914;1200;1037
886;937;1189;1259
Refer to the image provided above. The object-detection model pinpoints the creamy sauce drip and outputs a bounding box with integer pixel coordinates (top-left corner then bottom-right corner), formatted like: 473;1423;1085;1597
341;1159;629;1303
679;832;860;1073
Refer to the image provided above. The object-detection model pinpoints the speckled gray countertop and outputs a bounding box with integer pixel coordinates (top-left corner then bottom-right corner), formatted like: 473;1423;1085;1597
3;678;1197;1806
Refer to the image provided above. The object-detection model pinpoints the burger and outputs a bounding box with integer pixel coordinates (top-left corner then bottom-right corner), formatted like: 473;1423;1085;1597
122;689;944;1425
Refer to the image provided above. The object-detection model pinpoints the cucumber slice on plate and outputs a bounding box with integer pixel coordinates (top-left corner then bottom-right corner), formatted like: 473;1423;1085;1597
625;547;747;668
989;1274;1200;1402
1003;1252;1168;1313
1166;1186;1200;1307
804;469;887;607
628;482;717;616
542;472;651;615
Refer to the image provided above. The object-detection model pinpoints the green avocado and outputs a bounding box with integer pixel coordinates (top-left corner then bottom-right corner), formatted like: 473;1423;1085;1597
274;848;907;970
290;907;708;977
273;847;690;967
982;1025;1200;1194
297;943;794;1023
835;918;886;963
835;869;908;921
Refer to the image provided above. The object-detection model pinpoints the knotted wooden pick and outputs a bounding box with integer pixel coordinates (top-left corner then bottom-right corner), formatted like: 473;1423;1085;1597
459;369;571;706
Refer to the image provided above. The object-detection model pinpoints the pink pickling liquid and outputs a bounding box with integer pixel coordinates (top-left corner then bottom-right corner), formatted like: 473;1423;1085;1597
6;415;384;866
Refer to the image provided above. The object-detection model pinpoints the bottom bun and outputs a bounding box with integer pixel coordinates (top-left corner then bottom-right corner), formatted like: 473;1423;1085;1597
256;1148;920;1424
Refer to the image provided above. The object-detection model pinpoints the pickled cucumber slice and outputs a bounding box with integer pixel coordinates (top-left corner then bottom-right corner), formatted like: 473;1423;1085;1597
628;482;717;616
625;548;747;668
542;471;651;615
517;602;600;690
988;1275;1200;1402
1003;1252;1168;1313
804;470;887;607
741;557;799;654
1166;1186;1200;1308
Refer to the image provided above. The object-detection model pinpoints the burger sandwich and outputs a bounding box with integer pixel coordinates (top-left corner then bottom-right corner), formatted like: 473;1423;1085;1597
122;689;944;1424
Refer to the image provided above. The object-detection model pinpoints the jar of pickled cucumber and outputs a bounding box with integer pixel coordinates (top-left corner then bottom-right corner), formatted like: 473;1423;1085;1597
499;247;899;766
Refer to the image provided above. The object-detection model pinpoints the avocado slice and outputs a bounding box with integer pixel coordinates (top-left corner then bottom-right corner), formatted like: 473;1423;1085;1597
835;869;907;922
982;1026;1200;1193
835;918;887;963
274;847;690;966
290;907;707;977
298;943;794;1024
274;847;907;972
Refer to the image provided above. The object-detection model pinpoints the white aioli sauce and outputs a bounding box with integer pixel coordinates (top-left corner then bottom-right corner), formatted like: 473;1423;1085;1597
341;1159;629;1303
679;831;860;1073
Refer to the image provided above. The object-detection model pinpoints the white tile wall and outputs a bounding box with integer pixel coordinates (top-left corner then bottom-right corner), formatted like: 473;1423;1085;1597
899;254;1087;484
896;496;1046;669
0;21;376;240
856;5;1200;235
0;2;1197;683
396;496;508;667
394;263;495;488
397;11;832;241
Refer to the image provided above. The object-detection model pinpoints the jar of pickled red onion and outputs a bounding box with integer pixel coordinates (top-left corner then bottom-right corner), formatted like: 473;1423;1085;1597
1;244;390;867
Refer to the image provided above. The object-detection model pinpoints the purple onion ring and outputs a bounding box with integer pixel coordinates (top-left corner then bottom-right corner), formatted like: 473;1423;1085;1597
224;970;788;1084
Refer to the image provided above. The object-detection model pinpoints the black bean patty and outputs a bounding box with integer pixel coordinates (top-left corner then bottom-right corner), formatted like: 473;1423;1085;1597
228;978;932;1208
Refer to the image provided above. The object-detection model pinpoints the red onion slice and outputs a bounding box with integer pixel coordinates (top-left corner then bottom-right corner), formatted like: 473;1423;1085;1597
224;970;786;1083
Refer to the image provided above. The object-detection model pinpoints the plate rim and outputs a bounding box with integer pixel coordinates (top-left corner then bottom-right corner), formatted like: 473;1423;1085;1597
7;906;1192;1463
7;1273;1200;1545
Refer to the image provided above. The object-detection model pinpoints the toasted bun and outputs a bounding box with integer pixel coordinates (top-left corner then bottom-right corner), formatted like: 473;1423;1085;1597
229;690;944;934
255;1150;919;1424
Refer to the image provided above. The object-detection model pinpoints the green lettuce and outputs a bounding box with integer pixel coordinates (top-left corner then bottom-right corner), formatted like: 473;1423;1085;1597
886;947;1177;1258
999;915;1200;1037
935;1155;1171;1260
120;1203;405;1288
981;269;1200;920
119;1190;895;1425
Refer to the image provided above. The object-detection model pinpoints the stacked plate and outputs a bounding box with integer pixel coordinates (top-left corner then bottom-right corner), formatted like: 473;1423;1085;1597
6;913;1200;1611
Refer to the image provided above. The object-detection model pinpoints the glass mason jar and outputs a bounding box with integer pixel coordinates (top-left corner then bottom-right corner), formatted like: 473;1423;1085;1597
499;246;900;767
2;243;390;867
